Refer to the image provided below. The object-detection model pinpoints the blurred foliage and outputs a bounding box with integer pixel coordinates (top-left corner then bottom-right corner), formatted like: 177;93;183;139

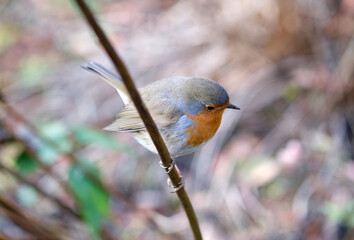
15;150;38;174
16;185;38;207
73;125;129;152
41;121;73;154
69;160;110;237
322;201;354;228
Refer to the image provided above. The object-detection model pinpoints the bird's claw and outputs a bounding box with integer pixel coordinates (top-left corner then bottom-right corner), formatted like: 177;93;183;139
167;176;185;193
159;159;184;192
159;159;175;173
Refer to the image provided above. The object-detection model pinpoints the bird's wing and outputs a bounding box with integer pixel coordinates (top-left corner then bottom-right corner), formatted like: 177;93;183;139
104;98;184;132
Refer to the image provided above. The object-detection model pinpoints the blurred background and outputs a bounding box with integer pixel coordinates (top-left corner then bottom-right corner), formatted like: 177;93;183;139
1;0;354;239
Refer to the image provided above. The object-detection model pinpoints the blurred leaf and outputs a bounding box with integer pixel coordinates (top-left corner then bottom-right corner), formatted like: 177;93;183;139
68;161;110;237
37;122;73;163
322;201;354;227
282;82;300;101
41;122;72;153
262;178;288;200
16;150;38;174
17;185;38;207
0;24;18;53
37;144;59;164
73;126;128;152
18;56;50;87
349;214;354;227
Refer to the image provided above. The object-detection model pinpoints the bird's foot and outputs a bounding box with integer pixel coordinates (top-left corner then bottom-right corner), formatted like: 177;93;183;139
159;158;175;173
167;176;185;193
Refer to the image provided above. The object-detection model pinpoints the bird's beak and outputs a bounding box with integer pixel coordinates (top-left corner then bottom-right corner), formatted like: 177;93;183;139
226;103;240;110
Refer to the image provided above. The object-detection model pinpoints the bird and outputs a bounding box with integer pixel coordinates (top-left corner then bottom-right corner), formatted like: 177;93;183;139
82;62;240;158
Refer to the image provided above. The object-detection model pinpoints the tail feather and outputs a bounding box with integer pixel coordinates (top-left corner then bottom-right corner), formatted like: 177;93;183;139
82;62;130;104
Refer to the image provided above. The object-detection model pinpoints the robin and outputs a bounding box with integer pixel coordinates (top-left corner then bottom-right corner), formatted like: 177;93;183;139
83;62;240;160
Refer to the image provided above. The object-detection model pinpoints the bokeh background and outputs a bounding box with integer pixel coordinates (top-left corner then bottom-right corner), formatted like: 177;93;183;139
1;0;354;239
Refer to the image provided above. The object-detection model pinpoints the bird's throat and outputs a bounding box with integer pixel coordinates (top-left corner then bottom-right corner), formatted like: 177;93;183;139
185;110;224;147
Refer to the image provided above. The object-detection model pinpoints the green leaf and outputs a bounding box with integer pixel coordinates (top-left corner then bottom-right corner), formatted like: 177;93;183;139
36;121;73;164
17;185;38;207
37;144;59;164
322;201;354;227
73;126;128;151
68;161;110;237
41;122;72;153
322;202;344;223
16;150;38;174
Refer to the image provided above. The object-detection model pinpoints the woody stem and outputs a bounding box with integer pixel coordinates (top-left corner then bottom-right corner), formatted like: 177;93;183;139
73;1;203;239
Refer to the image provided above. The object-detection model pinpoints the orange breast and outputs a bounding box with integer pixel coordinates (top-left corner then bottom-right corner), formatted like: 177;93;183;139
185;109;225;147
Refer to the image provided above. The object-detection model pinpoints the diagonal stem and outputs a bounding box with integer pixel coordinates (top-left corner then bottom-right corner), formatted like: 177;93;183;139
73;0;202;239
0;162;80;219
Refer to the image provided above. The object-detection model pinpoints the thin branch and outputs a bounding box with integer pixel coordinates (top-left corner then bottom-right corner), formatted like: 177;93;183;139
0;162;80;219
0;99;124;202
73;0;202;239
0;232;14;240
0;196;62;240
0;95;166;235
0;101;74;199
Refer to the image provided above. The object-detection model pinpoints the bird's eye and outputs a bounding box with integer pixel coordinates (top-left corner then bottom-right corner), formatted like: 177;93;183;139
206;105;215;110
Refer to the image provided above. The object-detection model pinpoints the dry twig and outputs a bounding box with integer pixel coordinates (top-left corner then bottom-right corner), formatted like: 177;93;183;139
0;196;62;240
73;0;202;239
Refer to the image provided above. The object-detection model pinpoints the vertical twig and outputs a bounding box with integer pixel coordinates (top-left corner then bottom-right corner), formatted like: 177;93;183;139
73;0;203;239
